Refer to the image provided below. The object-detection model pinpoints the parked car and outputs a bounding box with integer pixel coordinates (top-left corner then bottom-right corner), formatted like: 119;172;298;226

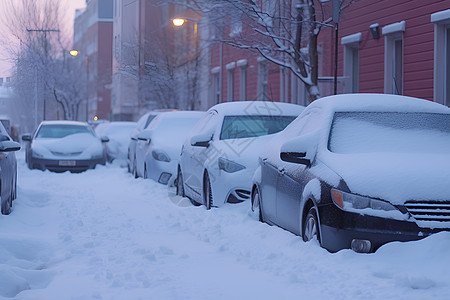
0;121;20;215
177;101;305;209
251;93;450;253
22;121;109;172
128;112;162;176
135;111;204;184
95;121;136;162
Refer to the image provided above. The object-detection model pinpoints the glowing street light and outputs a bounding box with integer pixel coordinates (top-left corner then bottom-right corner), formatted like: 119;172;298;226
172;18;185;27
69;49;79;57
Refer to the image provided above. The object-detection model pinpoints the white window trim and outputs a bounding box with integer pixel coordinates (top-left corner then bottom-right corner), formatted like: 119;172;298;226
431;9;450;105
383;21;405;94
341;32;361;93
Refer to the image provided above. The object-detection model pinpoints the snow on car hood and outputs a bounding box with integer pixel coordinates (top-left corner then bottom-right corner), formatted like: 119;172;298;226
321;151;450;205
32;133;103;159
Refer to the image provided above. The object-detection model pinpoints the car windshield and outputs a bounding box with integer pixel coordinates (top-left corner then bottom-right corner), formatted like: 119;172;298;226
36;124;94;139
220;115;296;140
329;112;450;154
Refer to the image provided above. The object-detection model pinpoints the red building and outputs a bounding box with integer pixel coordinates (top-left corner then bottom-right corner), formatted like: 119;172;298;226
74;0;114;121
208;1;450;107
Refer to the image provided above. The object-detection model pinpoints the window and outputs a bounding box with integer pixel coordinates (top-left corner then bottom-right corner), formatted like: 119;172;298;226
237;59;247;100
211;67;221;104
431;9;450;105
226;62;235;101
341;32;361;93
257;58;269;100
382;21;405;95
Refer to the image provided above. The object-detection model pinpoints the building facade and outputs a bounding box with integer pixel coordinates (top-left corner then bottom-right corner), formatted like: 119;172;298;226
208;1;450;107
73;0;114;121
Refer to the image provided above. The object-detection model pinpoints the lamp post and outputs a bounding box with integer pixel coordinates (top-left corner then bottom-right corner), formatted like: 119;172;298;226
70;50;89;121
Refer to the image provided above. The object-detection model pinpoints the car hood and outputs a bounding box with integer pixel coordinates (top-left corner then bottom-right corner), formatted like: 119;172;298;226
320;152;450;205
32;133;104;160
34;133;99;153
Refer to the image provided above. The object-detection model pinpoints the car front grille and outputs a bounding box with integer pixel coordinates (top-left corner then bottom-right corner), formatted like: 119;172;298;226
404;201;450;222
51;151;83;157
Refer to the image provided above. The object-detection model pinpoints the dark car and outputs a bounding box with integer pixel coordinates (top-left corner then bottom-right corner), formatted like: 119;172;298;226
251;94;450;253
22;121;108;172
0;121;21;214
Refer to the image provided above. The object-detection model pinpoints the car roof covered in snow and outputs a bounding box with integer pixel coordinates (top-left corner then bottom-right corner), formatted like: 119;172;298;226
39;120;90;127
307;93;450;114
208;101;305;117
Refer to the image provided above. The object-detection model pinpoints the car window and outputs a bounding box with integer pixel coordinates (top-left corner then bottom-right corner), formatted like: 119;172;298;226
144;114;157;129
220;115;296;140
329;112;450;154
36;125;94;139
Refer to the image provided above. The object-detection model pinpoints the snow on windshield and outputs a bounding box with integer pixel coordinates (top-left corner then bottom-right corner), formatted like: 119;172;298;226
36;124;94;139
220;115;296;140
328;112;450;154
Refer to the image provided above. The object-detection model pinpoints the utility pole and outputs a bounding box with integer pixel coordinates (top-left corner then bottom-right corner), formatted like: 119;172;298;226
26;28;60;121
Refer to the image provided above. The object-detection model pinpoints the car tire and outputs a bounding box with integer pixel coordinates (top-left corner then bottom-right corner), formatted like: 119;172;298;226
203;172;213;210
303;206;320;243
176;167;185;197
143;164;148;179
1;194;11;215
251;188;264;222
133;160;138;178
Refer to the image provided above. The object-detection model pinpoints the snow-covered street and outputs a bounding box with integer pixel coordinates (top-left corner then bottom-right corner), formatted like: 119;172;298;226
1;152;450;300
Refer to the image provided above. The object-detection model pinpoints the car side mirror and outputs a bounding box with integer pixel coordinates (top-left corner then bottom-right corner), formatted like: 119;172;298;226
22;134;32;142
0;140;21;152
279;132;318;166
280;152;310;166
101;136;110;143
190;132;213;147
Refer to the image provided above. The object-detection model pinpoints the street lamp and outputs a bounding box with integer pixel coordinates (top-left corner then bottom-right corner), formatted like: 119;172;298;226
172;18;185;27
70;49;89;121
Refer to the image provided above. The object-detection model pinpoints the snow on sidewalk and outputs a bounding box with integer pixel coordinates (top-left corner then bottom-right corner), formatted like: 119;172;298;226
0;155;449;299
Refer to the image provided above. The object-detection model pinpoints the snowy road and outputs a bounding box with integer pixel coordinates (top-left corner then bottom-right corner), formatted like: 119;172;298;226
1;153;450;300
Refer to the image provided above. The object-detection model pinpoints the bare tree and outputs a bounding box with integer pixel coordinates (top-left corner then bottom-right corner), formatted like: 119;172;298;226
0;0;85;130
172;0;354;102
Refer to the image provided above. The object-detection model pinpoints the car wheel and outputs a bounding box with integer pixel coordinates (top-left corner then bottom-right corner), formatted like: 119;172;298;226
251;188;263;222
133;160;138;178
203;172;213;210
303;206;320;243
176;167;185;197
1;195;11;215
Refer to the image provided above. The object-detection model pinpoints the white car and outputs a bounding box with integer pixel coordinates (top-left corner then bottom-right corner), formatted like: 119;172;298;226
22;121;109;172
95;121;136;162
177;101;305;209
134;111;204;184
128;112;163;176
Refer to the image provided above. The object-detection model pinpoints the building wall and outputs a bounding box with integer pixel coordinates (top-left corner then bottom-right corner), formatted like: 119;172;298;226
318;0;450;102
74;0;113;121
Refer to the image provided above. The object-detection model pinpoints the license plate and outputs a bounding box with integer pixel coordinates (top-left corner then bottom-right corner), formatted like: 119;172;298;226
59;160;76;166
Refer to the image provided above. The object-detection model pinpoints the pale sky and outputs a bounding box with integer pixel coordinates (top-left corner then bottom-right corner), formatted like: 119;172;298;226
0;0;86;78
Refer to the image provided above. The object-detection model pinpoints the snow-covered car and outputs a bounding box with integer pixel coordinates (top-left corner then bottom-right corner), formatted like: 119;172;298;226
95;121;136;162
251;93;450;253
22;121;109;172
0;121;20;215
128;112;160;176
177;101;305;209
135;111;204;184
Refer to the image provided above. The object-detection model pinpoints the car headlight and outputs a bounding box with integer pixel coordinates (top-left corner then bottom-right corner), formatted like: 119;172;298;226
152;150;171;162
32;148;45;158
330;189;411;221
331;189;397;212
218;157;246;173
